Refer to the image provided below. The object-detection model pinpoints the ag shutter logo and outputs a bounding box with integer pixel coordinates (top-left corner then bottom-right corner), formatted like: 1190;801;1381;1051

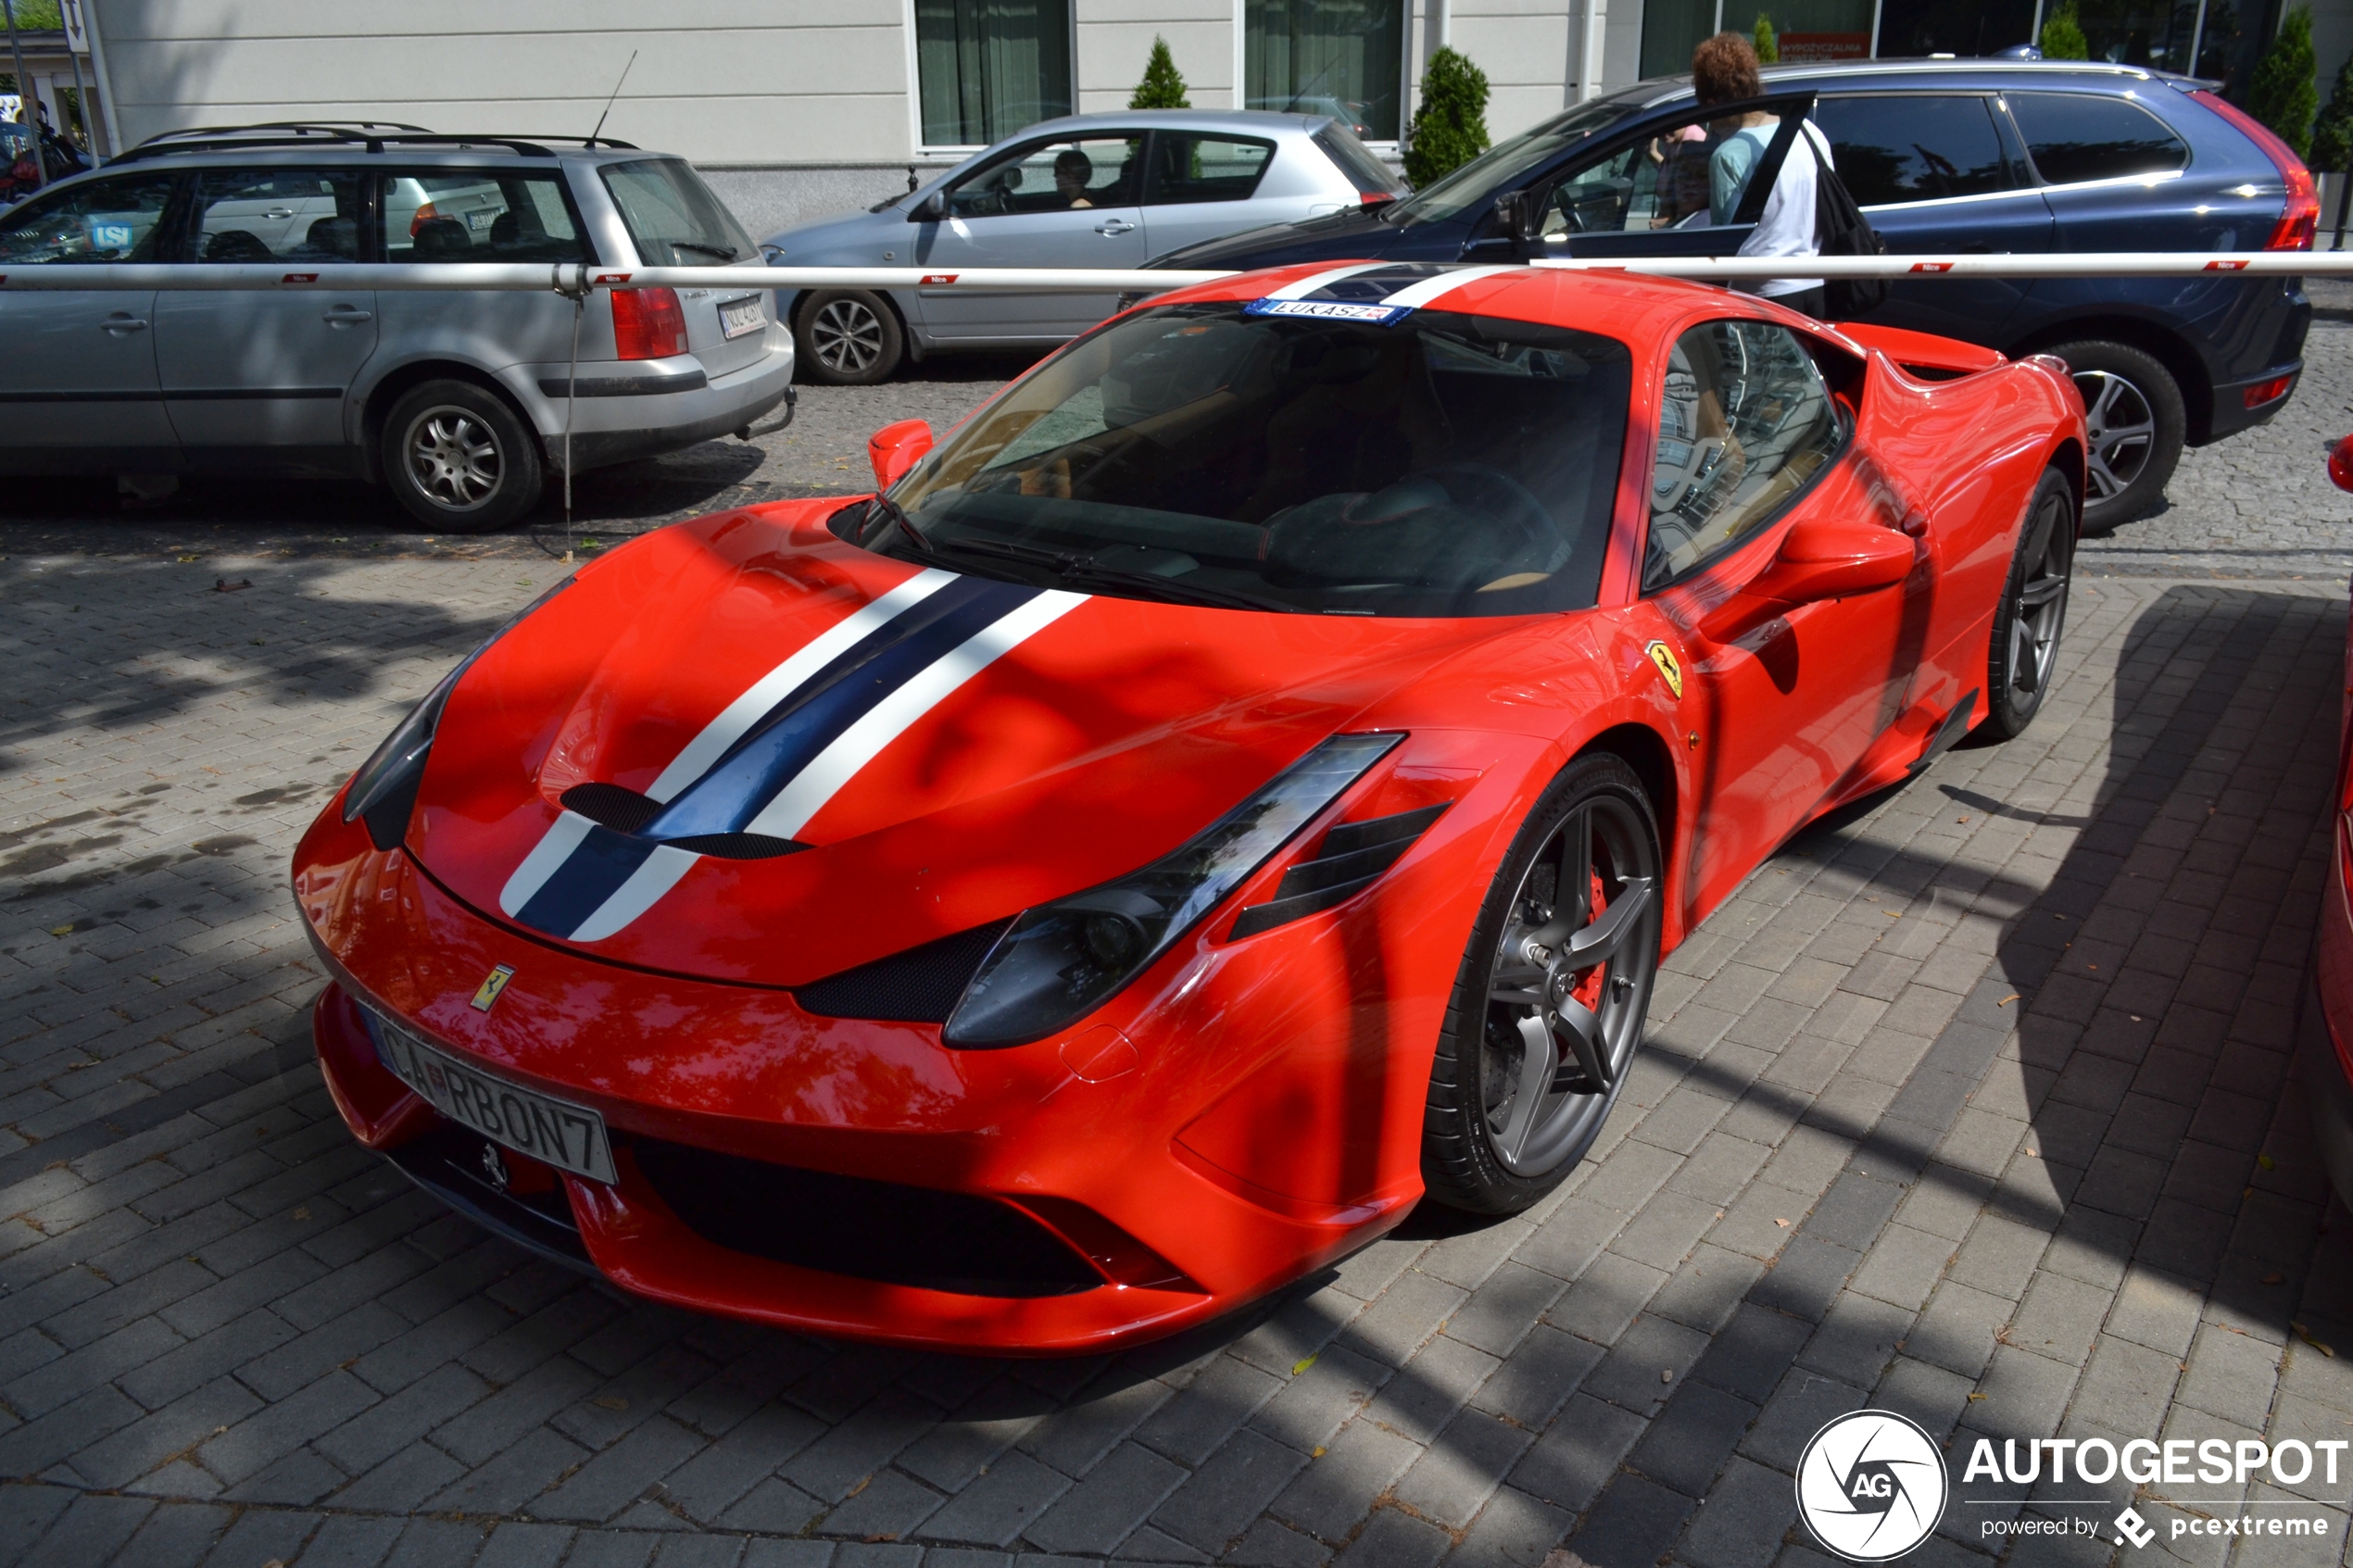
471;964;516;1012
1795;1410;1950;1562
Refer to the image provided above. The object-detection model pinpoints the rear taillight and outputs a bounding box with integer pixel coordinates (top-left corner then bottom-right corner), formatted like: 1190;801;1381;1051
2193;90;2319;251
2244;374;2294;407
611;288;688;359
409;200;439;239
1359;191;1397;207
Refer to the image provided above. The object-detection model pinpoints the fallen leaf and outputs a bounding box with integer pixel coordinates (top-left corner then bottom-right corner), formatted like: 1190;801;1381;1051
48;925;72;936
1999;994;2020;1006
1312;1446;1327;1458
1774;1218;1790;1227
1661;1369;1674;1383
2263;1272;2284;1286
1968;1392;1989;1401
292;1207;310;1222
1292;1354;1318;1376
2259;1154;2276;1171
593;1397;629;1411
2024;1149;2040;1159
2292;1323;2336;1358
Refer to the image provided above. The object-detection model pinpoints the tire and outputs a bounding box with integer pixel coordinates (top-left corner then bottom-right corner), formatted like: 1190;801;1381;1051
1421;753;1664;1214
1979;466;2077;741
381;381;544;534
2047;339;2184;532
797;290;903;385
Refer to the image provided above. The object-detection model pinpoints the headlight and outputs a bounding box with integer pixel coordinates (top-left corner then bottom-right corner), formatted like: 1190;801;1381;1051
943;733;1403;1047
343;582;567;850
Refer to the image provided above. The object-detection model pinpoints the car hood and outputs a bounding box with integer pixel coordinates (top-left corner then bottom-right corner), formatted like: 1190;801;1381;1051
1150;206;1428;270
761;207;889;256
409;501;1517;989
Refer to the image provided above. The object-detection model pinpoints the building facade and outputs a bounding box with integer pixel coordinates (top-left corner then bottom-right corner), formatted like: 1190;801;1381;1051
68;0;2353;236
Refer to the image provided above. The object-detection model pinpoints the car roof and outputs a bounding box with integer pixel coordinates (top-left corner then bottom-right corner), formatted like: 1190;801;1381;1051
107;124;667;169
1617;56;2210;111
975;108;1326;144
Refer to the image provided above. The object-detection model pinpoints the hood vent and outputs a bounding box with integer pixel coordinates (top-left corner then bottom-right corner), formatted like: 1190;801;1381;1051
558;783;806;861
1228;802;1449;939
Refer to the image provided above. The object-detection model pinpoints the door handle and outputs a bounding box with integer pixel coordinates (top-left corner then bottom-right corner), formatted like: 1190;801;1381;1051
321;306;374;325
101;313;148;334
1094;219;1137;235
265;207;296;219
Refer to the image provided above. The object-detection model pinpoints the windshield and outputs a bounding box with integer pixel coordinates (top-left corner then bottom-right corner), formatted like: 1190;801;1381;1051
1387;98;1636;225
598;157;757;263
861;302;1631;618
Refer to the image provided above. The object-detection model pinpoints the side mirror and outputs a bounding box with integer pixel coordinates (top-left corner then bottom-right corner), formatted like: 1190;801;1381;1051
2330;433;2353;493
1492;187;1544;245
907;190;946;222
869;419;933;491
1748;517;1916;605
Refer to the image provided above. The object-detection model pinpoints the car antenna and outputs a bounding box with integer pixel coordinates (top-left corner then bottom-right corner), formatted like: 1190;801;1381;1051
587;50;637;147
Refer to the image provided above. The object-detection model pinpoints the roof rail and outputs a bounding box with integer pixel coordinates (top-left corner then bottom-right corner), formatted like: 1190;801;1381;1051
113;124;637;163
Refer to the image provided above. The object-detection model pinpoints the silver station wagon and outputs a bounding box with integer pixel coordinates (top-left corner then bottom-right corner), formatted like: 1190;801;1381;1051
763;108;1403;383
0;123;794;532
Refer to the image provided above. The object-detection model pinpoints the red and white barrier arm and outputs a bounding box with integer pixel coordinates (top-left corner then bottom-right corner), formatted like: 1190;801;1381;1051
0;254;2346;292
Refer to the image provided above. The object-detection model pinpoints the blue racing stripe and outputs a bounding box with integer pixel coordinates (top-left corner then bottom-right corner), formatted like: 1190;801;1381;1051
643;573;1043;840
512;822;661;938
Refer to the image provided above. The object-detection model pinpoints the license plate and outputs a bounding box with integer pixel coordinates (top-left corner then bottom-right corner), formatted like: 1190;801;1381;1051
718;295;766;339
367;1009;617;1183
466;208;497;232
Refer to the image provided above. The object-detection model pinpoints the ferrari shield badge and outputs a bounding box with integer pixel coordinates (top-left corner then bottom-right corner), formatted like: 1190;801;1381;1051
1645;641;1684;699
470;964;516;1012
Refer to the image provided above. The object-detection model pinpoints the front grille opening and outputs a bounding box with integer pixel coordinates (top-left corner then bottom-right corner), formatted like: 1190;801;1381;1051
795;919;1013;1022
633;1138;1102;1297
559;784;806;860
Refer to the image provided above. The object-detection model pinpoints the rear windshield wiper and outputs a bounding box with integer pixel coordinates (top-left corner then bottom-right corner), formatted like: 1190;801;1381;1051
926;533;1299;614
670;240;738;260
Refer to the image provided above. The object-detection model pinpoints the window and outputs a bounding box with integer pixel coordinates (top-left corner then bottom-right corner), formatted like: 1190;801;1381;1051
190;169;367;263
1646;321;1844;591
2006;93;2188;186
1814;96;2016;207
0;173;176;263
1245;0;1403;143
381;173;588;263
914;0;1073;148
1535;110;1794;239
943;136;1140;218
1312;123;1399;197
1143;134;1275;206
598;159;755;263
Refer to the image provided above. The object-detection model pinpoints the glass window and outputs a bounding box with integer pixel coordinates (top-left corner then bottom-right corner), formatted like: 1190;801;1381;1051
1814;95;2015;207
1245;0;1403;143
1312;123;1401;196
0;172;177;263
2006;93;2188;186
1646;321;1845;591
914;0;1073;148
1143;134;1276;206
944;135;1141;218
1874;0;2036;58
598;158;755;263
190;169;367;263
381;172;588;263
1534;110;1791;239
1386;98;1632;226
867;301;1633;618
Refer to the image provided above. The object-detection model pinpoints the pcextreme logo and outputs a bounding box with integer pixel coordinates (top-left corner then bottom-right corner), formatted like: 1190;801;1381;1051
1796;1411;1948;1561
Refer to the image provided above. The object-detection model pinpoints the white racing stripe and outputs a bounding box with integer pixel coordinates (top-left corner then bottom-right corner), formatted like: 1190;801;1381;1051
1262;263;1399;301
646;567;957;802
570;846;701;944
497;810;596;917
746;590;1089;841
1376;264;1518;309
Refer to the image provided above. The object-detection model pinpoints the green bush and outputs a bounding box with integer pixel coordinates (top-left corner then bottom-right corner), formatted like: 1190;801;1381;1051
2039;2;2088;59
1403;46;1491;188
2311;46;2353;170
2;1;64;29
1753;15;1780;65
1129;36;1191;111
2249;6;2320;159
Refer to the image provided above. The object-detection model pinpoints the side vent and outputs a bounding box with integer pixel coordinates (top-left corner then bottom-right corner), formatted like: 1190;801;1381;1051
1228;802;1449;939
558;783;805;861
796;919;1015;1022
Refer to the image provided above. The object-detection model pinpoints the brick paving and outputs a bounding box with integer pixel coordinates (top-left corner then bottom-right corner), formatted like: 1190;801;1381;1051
3;350;2352;1568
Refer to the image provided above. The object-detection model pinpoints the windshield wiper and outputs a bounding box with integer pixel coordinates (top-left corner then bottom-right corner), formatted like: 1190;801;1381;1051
670;241;739;260
866;492;950;559
925;534;1298;614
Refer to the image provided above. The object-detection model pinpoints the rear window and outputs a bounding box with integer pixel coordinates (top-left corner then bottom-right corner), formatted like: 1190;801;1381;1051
381;172;587;263
2006;93;2188;185
1814;95;2016;206
1144;133;1276;204
1314;124;1402;195
598;158;757;264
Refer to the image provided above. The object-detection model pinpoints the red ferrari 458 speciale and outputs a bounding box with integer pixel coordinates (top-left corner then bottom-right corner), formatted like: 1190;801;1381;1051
294;263;2085;1352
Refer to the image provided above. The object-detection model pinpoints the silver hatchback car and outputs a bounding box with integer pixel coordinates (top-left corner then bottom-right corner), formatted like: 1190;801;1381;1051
0;124;794;532
763;109;1403;384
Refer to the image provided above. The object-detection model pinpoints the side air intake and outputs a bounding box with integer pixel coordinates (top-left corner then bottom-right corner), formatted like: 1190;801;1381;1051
1227;802;1449;939
558;783;805;860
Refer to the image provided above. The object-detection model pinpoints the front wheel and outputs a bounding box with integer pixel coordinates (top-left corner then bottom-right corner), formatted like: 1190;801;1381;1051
1421;753;1664;1214
1979;467;2077;740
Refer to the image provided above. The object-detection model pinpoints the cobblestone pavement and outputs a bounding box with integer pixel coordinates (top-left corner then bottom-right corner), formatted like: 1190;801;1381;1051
4;347;2353;1567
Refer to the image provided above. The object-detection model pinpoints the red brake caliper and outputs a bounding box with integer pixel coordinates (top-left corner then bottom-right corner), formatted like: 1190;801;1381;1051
1567;864;1608;1010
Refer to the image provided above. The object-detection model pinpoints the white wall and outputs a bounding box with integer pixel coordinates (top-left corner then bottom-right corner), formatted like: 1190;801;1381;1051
1451;0;1577;137
89;0;916;165
1076;0;1235;111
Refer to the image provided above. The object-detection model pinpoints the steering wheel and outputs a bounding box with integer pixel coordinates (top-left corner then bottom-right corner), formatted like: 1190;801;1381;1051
1412;463;1554;544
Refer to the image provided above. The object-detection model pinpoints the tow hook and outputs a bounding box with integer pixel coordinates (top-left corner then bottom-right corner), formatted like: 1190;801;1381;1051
737;384;797;441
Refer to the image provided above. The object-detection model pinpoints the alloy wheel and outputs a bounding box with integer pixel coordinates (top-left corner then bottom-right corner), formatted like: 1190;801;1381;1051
810;297;886;376
1480;794;1660;1177
2071;369;2157;502
406;408;501;512
2007;485;2073;709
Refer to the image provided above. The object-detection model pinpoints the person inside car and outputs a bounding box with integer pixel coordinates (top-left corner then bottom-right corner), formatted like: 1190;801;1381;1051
1055;149;1096;209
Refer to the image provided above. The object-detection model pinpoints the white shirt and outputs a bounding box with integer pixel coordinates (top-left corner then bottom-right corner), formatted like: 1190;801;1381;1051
1738;120;1833;298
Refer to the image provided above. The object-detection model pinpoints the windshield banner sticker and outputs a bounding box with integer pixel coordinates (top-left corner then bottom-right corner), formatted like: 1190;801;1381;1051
1244;298;1414;326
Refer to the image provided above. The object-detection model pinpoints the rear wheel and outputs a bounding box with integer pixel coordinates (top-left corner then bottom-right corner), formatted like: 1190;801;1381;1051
797;290;903;384
1421;754;1663;1214
381;381;544;534
2047;339;2183;532
1980;467;2077;740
